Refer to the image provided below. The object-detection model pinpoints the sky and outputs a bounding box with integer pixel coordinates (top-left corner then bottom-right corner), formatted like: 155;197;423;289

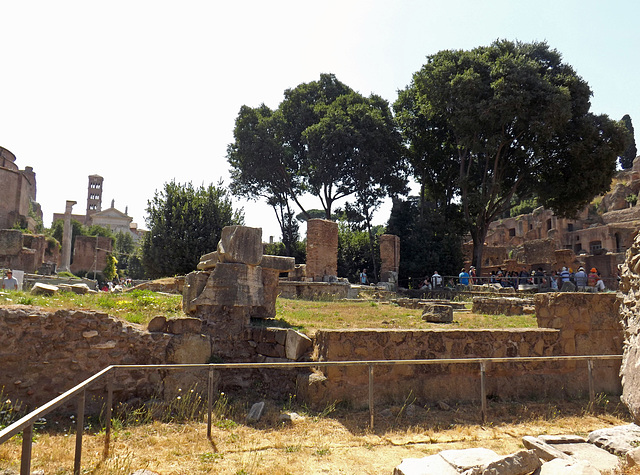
1;0;638;240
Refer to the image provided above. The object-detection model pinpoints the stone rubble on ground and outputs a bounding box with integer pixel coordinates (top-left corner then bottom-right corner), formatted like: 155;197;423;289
421;303;453;323
394;424;640;474
246;401;265;423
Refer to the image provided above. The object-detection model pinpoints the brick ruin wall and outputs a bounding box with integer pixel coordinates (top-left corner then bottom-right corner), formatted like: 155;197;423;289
305;219;338;281
70;235;112;274
379;234;400;282
0;293;623;414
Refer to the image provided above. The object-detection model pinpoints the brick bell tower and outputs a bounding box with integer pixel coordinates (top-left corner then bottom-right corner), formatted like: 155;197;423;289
85;175;104;225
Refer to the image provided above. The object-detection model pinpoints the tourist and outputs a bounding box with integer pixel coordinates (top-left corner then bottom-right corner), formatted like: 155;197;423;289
595;272;606;292
560;267;571;284
519;267;530;286
534;267;545;287
419;276;431;290
432;270;443;288
469;266;477;284
458;268;470;286
1;270;18;291
550;271;559;290
359;269;368;285
574;267;588;290
587;267;599;288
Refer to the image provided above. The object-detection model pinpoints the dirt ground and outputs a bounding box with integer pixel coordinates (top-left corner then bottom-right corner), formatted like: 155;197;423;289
1;399;637;474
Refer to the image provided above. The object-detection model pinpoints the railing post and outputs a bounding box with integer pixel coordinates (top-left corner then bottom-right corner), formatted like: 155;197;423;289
20;424;33;475
480;362;487;423
74;389;86;475
207;367;214;439
368;364;374;430
588;359;595;411
103;372;113;459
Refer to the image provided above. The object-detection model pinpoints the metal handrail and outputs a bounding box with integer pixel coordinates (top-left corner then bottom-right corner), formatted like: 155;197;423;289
0;354;623;474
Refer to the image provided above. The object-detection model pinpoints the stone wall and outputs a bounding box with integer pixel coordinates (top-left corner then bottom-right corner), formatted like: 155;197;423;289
0;306;311;413
618;230;640;424
305;219;338;282
70;235;112;274
0;306;171;412
299;292;623;409
0;230;48;273
472;297;534;316
278;281;352;300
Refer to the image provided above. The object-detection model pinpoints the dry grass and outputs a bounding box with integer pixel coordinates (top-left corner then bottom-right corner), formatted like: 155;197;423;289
0;398;635;474
0;290;630;473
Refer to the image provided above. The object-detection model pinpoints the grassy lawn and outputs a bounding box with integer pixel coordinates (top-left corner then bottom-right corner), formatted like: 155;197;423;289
0;289;536;333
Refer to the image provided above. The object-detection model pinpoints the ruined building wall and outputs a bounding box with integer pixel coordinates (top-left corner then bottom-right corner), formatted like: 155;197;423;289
618;231;640;424
0;146;37;231
379;234;400;283
306;219;338;281
70;235;112;274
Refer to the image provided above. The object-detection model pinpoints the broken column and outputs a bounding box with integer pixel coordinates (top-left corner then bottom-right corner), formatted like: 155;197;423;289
60;200;76;273
183;225;295;355
379;234;400;284
305;219;338;282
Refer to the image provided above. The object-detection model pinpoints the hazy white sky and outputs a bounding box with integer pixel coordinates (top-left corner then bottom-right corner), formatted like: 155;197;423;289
1;0;638;239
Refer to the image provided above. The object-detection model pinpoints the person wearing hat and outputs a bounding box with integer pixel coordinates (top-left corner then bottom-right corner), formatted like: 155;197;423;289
575;266;588;290
2;270;18;291
560;267;571;284
587;268;599;288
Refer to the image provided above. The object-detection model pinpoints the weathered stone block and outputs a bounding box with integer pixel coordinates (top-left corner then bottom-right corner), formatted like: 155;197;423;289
286;329;312;360
422;304;453;323
261;255;295;272
217;226;263;265
192;263;264;309
148;316;167;332
0;229;23;256
166;317;203;334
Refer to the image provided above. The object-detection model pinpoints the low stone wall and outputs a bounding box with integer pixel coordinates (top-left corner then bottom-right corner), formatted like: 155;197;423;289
0;306;171;412
278;281;351;300
0;306;311;413
472;297;534;315
299;292;623;409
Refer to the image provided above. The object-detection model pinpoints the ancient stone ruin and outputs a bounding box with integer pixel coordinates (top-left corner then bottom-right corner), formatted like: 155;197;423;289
618;229;640;425
183;225;298;357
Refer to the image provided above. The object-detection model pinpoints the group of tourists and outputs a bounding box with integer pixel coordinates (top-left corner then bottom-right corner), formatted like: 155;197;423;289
418;265;609;292
485;265;608;291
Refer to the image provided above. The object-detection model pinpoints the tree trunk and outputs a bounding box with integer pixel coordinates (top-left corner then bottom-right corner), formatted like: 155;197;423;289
471;223;490;278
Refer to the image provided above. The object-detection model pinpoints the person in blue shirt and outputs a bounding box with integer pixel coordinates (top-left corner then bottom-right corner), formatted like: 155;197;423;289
458;268;470;286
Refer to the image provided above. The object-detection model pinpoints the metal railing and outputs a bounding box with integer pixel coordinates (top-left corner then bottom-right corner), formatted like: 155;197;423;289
0;354;623;474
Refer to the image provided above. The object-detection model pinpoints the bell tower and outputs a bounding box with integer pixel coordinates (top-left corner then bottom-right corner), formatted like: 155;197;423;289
86;174;103;224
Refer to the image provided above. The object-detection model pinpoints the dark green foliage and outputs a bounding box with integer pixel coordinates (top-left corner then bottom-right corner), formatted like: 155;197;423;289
228;73;408;251
395;40;627;272
510;198;539;218
337;221;382;283
386;197;464;287
141;181;244;278
620;114;637;169
263;239;306;265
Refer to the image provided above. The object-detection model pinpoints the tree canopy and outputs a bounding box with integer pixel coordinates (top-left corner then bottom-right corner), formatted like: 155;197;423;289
620;114;637;169
141;181;244;278
228;74;407;252
395;40;627;273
